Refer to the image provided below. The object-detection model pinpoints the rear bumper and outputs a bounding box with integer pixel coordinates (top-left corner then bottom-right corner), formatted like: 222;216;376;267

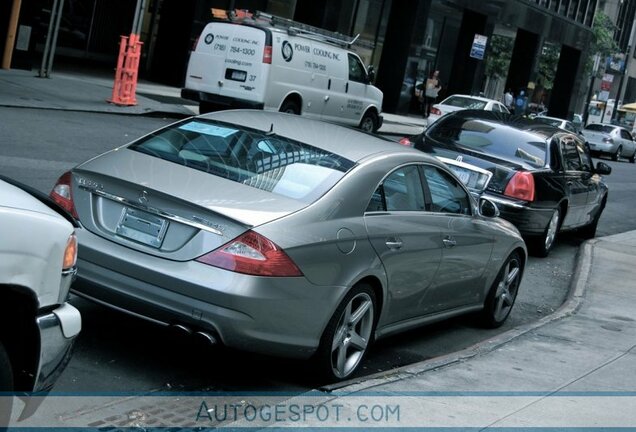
181;89;265;110
587;141;617;155
33;303;81;392
72;229;343;359
483;193;554;236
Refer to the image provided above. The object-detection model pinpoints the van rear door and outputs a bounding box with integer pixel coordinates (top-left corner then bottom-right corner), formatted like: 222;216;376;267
185;22;269;104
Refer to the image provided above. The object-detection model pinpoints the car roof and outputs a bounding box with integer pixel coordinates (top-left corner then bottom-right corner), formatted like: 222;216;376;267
536;115;567;122
439;110;563;140
199;109;424;162
442;94;499;103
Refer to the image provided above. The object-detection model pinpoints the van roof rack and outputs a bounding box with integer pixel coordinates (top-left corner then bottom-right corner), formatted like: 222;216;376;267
211;8;360;48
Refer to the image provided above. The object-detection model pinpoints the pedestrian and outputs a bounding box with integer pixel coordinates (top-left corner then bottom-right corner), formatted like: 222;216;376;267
422;70;442;118
504;88;513;111
514;90;528;116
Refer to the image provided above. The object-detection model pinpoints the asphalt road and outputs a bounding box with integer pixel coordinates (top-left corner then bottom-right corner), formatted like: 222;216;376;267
2;107;635;393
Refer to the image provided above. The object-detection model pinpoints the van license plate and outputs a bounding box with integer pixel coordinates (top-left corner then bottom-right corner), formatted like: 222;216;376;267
116;208;169;248
226;68;247;82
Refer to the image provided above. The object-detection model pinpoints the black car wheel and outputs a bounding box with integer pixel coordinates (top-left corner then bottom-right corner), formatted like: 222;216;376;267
530;208;560;257
314;284;377;383
629;151;636;164
0;342;13;426
479;251;522;328
612;145;622;161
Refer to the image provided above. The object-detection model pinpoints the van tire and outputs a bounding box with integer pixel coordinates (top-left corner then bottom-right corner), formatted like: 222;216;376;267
359;111;378;133
280;99;301;115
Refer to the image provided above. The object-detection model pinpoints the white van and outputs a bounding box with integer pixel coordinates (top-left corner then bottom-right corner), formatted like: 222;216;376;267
181;10;384;132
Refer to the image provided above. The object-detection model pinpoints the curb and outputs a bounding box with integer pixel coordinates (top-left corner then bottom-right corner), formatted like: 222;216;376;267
319;239;597;393
0;103;194;119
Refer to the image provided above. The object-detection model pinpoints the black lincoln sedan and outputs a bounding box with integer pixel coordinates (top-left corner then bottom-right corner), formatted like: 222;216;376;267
402;110;612;257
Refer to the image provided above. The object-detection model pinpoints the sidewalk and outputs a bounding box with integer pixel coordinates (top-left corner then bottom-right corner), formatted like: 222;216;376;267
0;68;426;135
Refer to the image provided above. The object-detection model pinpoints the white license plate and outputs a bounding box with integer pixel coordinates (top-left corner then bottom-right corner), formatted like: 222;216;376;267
116;208;169;248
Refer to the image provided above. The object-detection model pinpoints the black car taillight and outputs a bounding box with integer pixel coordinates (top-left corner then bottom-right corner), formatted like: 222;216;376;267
504;171;535;202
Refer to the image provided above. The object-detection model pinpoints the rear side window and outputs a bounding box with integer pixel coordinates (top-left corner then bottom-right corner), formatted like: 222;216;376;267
129;119;354;203
367;165;426;212
422;166;471;215
428;116;547;168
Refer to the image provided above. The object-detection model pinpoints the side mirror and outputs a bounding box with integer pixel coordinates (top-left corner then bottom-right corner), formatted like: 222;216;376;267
367;65;376;84
479;197;500;218
595;161;612;175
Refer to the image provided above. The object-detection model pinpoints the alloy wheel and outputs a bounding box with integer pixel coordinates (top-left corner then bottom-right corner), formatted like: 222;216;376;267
545;209;560;251
492;257;521;322
330;292;374;379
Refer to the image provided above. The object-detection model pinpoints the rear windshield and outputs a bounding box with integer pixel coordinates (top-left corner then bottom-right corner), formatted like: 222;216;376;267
585;124;615;133
129;119;354;203
441;96;487;110
427;116;547;168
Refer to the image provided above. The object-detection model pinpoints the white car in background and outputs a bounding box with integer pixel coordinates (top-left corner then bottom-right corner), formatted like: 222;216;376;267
0;176;81;424
428;94;509;126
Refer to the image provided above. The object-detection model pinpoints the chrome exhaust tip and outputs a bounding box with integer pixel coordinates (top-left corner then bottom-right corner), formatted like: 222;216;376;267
193;330;218;346
170;324;192;336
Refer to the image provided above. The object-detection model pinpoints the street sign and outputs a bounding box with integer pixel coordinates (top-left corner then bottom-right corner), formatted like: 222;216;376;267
470;34;488;60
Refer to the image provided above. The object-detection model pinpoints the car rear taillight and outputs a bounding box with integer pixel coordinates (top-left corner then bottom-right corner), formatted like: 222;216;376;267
196;230;303;277
603;137;614;144
430;107;442;116
398;137;413;146
504;171;535;202
63;233;78;270
263;45;272;64
50;171;78;218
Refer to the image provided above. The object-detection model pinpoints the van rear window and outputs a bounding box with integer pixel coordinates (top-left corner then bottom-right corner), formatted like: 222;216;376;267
129;119;354;203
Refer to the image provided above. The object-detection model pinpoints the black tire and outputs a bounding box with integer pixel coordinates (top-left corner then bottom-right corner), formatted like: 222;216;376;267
529;207;561;258
579;197;606;240
0;342;14;427
479;251;522;328
313;284;377;383
359;111;379;133
629;151;636;164
279;99;300;115
612;145;622;161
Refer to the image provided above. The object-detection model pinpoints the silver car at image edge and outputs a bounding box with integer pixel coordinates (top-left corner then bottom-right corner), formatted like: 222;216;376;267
50;110;526;381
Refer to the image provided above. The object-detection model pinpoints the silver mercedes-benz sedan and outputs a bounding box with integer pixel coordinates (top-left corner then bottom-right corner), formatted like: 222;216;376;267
50;110;526;381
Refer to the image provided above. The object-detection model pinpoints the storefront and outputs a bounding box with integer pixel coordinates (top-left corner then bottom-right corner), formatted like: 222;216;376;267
3;0;596;118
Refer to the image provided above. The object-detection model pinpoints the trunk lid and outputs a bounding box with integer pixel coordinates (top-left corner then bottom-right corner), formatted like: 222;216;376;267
72;148;306;261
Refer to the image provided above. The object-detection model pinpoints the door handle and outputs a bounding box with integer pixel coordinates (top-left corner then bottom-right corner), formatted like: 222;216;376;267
328;78;331;90
385;238;403;250
443;236;457;248
346;82;349;93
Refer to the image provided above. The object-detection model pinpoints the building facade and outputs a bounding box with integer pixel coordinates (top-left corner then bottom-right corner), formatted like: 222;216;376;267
3;0;598;119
